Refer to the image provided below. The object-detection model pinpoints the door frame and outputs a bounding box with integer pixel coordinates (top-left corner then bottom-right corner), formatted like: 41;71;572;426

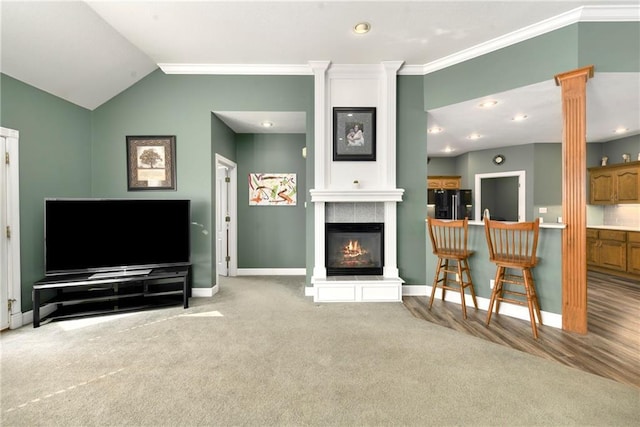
214;154;237;282
474;170;526;221
1;127;22;330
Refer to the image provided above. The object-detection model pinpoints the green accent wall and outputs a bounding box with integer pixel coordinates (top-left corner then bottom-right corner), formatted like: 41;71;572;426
236;133;306;268
578;22;640;71
91;71;314;289
397;76;428;285
1;73;92;311
424;25;579;110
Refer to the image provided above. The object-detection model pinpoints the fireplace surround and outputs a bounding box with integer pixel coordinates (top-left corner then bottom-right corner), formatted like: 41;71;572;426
326;223;384;276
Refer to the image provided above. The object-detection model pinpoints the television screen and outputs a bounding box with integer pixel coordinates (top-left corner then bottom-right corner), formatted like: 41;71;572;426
45;199;191;276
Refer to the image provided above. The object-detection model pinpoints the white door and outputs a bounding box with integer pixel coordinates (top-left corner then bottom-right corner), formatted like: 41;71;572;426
214;154;237;283
1;127;21;330
216;165;229;276
1;134;8;330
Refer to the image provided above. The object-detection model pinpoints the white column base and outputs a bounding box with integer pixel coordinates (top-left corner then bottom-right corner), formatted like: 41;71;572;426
310;276;403;302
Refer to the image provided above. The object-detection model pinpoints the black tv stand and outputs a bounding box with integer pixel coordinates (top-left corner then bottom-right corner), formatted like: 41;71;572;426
33;265;191;328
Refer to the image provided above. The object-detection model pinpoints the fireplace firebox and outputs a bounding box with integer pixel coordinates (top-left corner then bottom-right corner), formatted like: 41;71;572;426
325;223;384;276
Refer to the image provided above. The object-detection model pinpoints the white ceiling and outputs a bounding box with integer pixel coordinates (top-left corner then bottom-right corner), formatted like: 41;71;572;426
1;1;638;154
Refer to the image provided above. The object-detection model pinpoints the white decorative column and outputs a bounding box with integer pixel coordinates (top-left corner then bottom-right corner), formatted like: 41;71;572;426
307;61;405;302
309;61;331;279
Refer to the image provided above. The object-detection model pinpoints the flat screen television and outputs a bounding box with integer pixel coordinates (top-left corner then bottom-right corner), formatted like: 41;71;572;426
44;198;191;277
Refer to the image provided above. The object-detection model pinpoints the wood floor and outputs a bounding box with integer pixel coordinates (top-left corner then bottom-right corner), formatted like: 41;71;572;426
403;270;640;388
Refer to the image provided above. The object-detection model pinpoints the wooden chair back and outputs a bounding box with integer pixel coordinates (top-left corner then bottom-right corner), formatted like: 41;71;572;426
427;217;470;259
484;217;540;268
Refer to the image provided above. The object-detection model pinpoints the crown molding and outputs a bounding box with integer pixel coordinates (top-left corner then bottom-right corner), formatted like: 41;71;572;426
159;63;313;75
419;5;640;75
159;5;639;77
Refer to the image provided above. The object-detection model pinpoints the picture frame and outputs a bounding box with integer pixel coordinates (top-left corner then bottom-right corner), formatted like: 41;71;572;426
126;135;176;191
333;107;376;161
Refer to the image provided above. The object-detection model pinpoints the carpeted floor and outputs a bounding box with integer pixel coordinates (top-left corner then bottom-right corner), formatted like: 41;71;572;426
2;275;639;426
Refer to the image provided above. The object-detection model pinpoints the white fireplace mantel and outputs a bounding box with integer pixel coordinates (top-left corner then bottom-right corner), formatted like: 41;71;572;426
307;61;405;303
310;188;404;203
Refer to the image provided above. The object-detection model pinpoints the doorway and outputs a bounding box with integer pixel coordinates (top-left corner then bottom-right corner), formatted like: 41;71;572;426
474;170;526;221
1;127;21;330
215;154;237;283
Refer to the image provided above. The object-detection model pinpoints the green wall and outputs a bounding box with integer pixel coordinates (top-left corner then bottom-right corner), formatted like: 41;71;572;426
91;71;315;289
578;22;640;71
236;133;306;268
1;74;92;311
397;76;428;285
424;25;579;110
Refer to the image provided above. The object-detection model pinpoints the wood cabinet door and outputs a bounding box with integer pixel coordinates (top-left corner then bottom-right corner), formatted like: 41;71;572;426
616;167;639;203
628;243;640;275
599;240;627;272
586;237;599;266
441;178;461;189
627;232;640;275
590;171;614;204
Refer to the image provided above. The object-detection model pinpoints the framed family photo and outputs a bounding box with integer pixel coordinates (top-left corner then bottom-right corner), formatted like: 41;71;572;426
333;107;376;161
126;135;176;191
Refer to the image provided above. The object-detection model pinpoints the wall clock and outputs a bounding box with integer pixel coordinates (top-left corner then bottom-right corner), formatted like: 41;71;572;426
493;154;506;165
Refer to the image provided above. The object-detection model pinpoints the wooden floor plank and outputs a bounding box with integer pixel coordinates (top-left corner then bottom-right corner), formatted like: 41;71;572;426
403;271;640;388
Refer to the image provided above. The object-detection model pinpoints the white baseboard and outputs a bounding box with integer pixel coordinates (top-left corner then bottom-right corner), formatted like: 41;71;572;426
402;284;562;329
191;284;218;298
237;268;306;276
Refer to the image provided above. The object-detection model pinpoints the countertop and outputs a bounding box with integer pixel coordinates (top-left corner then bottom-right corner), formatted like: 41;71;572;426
587;225;640;232
468;220;566;229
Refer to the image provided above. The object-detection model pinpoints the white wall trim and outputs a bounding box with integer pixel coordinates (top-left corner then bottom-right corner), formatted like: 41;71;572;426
192;284;219;298
160;63;313;75
401;284;562;329
237;268;306;276
474;170;526;222
1;127;21;330
158;6;639;77
214;154;238;278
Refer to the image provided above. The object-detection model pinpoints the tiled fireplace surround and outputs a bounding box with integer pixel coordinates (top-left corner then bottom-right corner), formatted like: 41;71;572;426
306;61;406;302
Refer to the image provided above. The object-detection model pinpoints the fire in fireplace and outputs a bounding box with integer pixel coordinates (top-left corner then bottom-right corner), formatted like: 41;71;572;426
326;223;384;276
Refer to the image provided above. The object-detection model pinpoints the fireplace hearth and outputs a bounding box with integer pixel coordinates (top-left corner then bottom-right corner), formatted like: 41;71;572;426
326;223;384;276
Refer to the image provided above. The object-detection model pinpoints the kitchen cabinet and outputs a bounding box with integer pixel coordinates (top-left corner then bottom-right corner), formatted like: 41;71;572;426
587;228;640;278
428;176;461;189
627;232;640;275
588;161;640;205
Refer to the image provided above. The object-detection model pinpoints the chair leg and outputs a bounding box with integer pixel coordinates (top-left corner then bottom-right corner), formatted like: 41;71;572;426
457;261;467;319
525;269;543;326
441;260;449;301
429;257;444;309
523;268;541;339
486;266;503;326
462;258;478;309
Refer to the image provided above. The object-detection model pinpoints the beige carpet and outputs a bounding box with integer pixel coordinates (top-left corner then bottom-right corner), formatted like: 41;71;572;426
2;275;638;426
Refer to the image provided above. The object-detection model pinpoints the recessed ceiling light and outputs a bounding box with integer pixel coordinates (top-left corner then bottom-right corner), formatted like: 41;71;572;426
442;147;455;153
353;22;371;34
512;114;528;121
261;121;273;128
466;133;482;140
613;127;629;134
427;126;443;134
478;100;498;108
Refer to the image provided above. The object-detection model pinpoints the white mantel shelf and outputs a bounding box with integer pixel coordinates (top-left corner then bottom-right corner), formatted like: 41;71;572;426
310;188;404;203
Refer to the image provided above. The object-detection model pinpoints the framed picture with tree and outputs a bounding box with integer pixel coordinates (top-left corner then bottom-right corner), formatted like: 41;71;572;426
126;135;176;190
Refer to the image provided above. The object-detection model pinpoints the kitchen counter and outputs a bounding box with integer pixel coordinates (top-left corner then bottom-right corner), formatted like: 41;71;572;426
468;220;566;229
587;225;640;232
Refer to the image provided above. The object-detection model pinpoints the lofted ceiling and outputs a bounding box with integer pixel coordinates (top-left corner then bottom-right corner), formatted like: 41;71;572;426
1;1;638;155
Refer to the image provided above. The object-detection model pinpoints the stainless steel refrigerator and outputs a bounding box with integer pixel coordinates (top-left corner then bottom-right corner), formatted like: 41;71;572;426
427;189;473;220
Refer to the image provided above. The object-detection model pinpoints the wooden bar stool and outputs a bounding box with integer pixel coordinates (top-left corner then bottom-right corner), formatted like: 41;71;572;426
483;216;543;339
426;217;478;319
